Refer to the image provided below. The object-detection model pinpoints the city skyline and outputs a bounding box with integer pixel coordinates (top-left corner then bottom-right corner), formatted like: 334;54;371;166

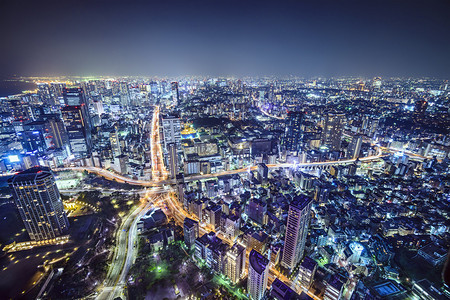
0;0;449;299
0;75;448;299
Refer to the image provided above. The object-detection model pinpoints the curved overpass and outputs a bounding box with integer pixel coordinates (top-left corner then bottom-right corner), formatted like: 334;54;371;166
54;151;387;187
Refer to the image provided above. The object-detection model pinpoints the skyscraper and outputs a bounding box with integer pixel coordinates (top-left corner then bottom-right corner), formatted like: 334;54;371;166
162;113;181;150
8;166;70;241
167;142;178;178
62;87;92;158
281;195;312;270
171;81;179;106
63;87;87;106
225;243;245;284
282;111;304;152
347;135;362;159
183;217;198;250
61;105;92;158
247;249;269;300
257;163;268;184
321;113;345;151
110;130;121;157
45;116;69;150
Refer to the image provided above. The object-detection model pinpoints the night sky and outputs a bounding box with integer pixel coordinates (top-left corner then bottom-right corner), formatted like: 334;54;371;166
1;0;449;78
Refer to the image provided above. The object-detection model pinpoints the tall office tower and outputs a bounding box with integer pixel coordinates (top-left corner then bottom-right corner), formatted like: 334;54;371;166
282;111;304;152
63;87;87;106
8;167;70;241
167;142;178;178
61;105;92;158
413;99;428;122
183;217;199;250
45;117;69;150
281;195;312;270
321;113;345;151
298;256;317;292
257;163;268;183
162;113;181;150
347;135;362;159
62;87;92;158
171;81;179;106
247;249;269;300
109;130;121;157
225;243;245;284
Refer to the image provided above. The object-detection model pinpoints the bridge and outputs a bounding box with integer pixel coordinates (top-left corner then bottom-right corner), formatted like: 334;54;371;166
51;149;388;187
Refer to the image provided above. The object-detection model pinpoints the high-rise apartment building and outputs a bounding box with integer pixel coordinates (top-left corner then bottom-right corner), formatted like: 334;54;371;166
171;81;179;106
183;217;199;250
247;249;269;300
347;135;362;159
281;195;312;270
321;113;345;151
224;243;245;284
282;111;304;152
8;167;70;241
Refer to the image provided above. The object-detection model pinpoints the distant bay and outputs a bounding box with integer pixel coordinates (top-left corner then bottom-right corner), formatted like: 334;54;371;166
0;80;37;97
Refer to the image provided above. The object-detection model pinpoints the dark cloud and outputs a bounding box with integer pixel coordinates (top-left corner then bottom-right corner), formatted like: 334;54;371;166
1;0;449;77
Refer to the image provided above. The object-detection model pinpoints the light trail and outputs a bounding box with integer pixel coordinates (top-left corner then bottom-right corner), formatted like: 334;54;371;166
96;105;169;300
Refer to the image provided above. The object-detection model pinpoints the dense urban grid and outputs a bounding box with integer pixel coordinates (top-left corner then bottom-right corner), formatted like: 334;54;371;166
0;76;449;300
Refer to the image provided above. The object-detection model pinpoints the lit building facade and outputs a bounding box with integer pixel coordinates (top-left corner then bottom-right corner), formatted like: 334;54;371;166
8;167;70;241
282;111;304;152
247;249;269;300
224;243;245;284
161;113;181;151
281;195;312;270
321;113;345;151
183;217;199;250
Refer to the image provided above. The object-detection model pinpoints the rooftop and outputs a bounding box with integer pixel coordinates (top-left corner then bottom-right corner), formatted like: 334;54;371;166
300;256;317;272
8;166;53;184
249;249;269;275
